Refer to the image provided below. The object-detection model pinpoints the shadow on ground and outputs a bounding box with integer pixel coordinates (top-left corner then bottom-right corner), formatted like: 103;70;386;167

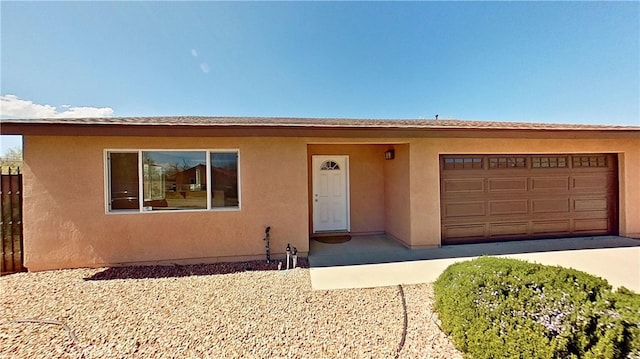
309;235;640;268
84;258;309;281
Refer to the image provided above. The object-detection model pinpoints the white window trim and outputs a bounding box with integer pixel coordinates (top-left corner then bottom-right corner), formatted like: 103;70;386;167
104;149;241;214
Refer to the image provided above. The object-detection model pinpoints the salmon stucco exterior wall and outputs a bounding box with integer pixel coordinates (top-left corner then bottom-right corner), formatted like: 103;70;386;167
301;136;639;248
618;151;640;238
306;143;416;246
383;143;411;245
15;124;640;271
23;136;309;271
307;144;386;235
405;137;640;247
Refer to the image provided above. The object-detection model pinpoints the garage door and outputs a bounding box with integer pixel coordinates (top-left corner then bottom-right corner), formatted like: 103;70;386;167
440;154;618;244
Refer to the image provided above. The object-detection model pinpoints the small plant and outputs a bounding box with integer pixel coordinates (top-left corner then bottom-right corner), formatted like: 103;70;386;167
433;257;640;358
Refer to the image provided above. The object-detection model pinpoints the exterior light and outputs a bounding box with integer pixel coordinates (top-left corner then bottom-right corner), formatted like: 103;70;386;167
385;149;395;160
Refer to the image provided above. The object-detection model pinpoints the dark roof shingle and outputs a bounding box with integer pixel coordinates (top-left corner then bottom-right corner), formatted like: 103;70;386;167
1;116;638;131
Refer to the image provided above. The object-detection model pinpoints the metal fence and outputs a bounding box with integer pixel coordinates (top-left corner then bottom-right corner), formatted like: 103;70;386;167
1;168;24;275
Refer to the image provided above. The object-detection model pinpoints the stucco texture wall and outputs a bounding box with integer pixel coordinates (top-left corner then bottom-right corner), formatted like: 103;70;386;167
302;136;639;248
307;144;386;234
23;136;309;271
383;144;411;244
21;134;639;270
407;137;640;247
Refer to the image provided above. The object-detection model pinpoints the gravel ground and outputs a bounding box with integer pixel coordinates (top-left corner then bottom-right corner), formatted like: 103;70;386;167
1;261;461;358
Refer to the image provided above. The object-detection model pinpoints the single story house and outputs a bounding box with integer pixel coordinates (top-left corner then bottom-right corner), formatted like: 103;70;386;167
1;117;639;271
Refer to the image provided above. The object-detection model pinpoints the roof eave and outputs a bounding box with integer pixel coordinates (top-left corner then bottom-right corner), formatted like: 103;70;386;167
1;121;638;139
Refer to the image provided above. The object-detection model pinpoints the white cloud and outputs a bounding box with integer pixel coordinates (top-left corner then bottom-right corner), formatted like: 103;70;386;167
0;94;114;118
191;49;198;57
200;62;210;74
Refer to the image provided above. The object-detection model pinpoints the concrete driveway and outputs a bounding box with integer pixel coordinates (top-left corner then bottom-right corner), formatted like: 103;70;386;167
309;235;640;291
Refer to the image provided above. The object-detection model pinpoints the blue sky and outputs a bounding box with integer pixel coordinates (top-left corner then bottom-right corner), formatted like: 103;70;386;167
1;1;639;154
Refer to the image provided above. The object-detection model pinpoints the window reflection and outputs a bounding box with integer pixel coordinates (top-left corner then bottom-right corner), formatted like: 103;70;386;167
109;152;139;210
211;153;239;207
142;151;207;210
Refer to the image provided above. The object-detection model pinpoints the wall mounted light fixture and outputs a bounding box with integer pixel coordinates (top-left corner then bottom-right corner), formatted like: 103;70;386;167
384;149;395;160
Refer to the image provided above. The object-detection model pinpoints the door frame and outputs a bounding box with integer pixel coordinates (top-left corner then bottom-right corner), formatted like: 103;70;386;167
311;155;351;233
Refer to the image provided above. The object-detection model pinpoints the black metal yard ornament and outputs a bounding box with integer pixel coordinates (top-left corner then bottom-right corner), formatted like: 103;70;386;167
263;226;271;263
292;247;298;268
286;244;291;270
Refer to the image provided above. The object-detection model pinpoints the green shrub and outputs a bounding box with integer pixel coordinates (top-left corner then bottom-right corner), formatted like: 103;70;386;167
433;257;640;359
606;287;640;358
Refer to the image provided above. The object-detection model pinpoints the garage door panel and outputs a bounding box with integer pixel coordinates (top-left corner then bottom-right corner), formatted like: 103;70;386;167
444;201;485;218
532;198;570;214
443;224;485;238
443;178;484;193
441;154;617;244
574;198;608;212
489;200;528;215
489;222;528;237
531;220;571;234
572;175;610;191
531;177;569;191
488;177;527;192
574;218;609;232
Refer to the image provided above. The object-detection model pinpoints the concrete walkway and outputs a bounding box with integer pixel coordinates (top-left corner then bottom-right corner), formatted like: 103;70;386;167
308;235;640;291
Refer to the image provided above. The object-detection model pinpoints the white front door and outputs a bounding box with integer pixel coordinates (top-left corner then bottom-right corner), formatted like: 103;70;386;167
312;156;349;233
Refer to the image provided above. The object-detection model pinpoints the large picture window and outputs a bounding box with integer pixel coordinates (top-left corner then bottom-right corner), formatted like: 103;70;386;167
142;151;207;210
107;150;240;212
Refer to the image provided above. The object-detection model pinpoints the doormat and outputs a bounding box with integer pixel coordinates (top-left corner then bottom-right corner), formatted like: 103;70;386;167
312;235;352;244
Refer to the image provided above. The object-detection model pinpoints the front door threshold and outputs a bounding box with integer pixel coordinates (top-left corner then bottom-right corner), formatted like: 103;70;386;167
311;231;349;238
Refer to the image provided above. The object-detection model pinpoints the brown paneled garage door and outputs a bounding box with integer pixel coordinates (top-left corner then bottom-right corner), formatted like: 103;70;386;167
440;154;618;244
